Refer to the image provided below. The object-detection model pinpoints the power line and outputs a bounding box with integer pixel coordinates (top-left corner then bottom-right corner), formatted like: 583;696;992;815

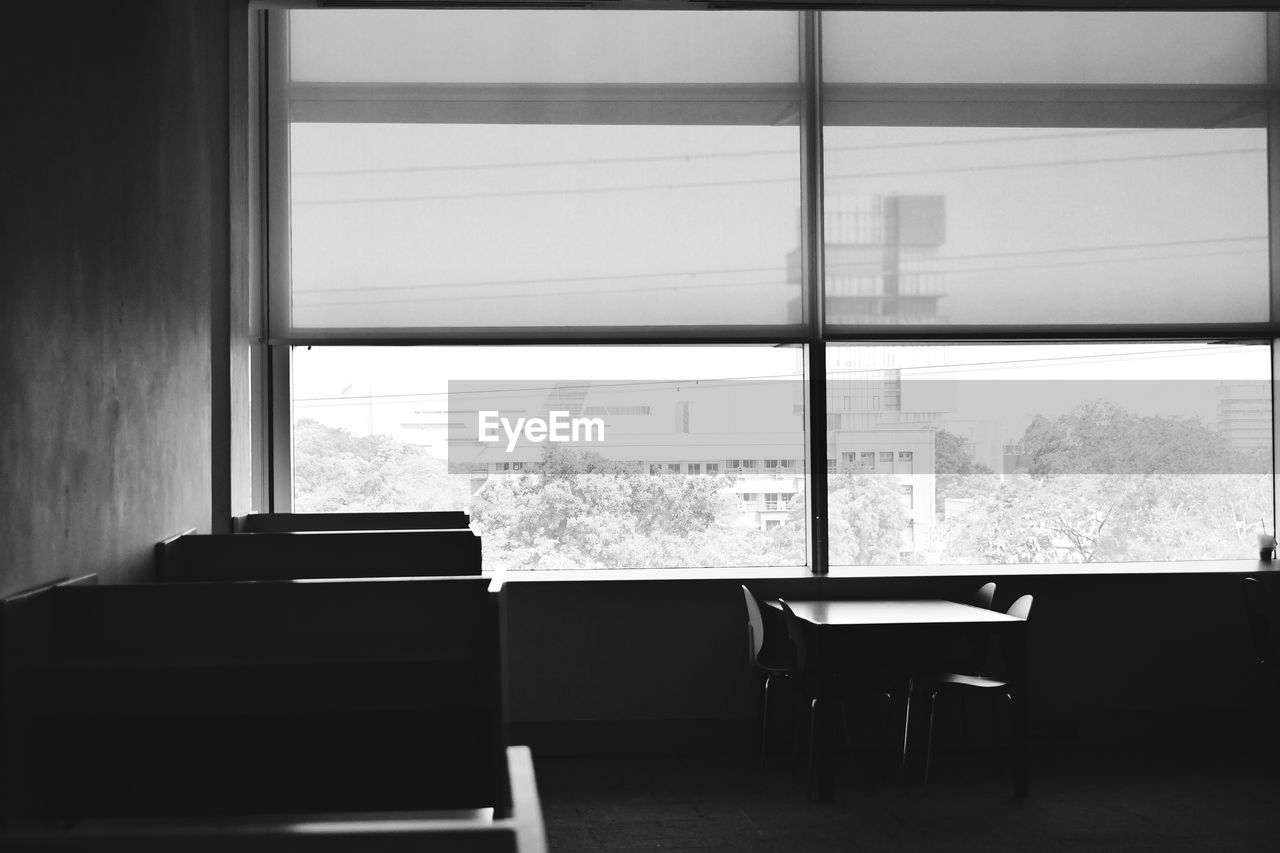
290;129;1164;178
292;343;1259;405
291;147;1264;207
290;236;1267;302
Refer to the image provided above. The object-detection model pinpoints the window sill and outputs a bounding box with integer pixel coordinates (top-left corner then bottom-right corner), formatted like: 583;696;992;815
490;558;1277;583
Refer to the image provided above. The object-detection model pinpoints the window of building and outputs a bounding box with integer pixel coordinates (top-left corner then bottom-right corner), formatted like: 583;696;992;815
262;6;1275;574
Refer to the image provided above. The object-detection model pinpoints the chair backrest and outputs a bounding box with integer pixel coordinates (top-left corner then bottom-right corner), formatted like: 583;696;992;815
741;585;765;663
1006;593;1034;620
776;599;808;675
961;582;999;672
1243;577;1278;665
742;586;794;672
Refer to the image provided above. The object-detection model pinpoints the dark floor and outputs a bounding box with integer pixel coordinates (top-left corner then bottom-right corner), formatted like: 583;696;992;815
536;744;1280;852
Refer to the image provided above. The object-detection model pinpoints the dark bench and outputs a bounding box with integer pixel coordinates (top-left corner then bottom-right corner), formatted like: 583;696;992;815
155;528;482;583
0;575;544;851
233;511;471;533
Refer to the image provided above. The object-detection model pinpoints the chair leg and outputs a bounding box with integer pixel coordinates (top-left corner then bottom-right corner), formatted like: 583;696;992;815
1004;691;1018;797
923;690;940;794
760;673;773;769
806;697;820;800
901;678;913;768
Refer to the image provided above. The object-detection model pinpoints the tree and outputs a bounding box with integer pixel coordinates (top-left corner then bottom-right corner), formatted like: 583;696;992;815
933;428;996;514
938;401;1271;563
293;418;466;512
469;445;796;570
825;471;913;566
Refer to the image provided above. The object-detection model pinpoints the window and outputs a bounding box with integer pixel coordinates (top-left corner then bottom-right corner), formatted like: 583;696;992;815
264;6;1275;573
292;346;805;570
829;342;1271;565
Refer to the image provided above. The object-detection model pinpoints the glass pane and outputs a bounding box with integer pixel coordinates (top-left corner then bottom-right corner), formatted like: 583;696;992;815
289;122;802;330
291;10;798;85
821;127;1268;326
826;343;1273;567
286;8;803;334
292;346;806;570
822;12;1266;85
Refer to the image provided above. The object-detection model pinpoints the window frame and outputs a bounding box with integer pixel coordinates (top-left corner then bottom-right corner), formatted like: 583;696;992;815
251;3;1280;576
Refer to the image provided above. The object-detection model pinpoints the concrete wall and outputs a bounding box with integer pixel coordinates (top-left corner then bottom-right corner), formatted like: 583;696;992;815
506;570;1271;753
0;1;227;597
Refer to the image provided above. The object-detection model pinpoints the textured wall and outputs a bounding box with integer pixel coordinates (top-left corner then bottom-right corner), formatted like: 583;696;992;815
0;1;227;596
505;570;1265;752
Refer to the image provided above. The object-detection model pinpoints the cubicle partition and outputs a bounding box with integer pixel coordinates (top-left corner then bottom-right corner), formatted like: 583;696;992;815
0;574;545;851
233;511;471;533
155;528;482;582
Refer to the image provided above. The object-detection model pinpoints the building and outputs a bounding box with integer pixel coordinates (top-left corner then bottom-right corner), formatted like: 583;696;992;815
1217;381;1272;452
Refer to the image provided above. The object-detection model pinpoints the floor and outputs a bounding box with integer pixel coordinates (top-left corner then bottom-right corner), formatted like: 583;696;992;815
537;743;1280;852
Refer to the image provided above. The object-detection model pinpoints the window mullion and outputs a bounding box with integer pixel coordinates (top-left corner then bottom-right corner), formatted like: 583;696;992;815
800;10;828;576
1268;10;1279;537
266;10;293;513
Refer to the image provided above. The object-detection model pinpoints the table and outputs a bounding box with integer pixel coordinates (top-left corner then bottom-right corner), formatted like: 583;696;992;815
774;598;1029;801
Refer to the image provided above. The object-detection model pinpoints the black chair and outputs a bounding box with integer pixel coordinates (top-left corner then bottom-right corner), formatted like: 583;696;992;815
741;586;796;766
913;593;1034;793
901;582;998;769
1243;577;1280;703
778;599;899;800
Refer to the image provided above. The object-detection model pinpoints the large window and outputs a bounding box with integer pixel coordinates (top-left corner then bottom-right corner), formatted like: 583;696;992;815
262;6;1277;572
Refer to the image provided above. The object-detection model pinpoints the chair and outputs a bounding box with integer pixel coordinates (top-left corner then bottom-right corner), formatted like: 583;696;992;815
1242;577;1280;702
901;582;998;769
778;599;899;800
741;586;796;766
913;593;1033;793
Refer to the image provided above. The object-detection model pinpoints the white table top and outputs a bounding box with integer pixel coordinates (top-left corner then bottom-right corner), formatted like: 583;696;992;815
776;598;1024;626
